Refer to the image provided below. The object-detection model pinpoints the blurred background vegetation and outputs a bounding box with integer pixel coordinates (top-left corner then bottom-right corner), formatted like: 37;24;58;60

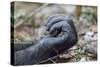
11;1;97;63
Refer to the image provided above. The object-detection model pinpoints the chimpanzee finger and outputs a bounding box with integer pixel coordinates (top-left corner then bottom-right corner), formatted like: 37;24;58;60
49;24;60;37
46;16;65;31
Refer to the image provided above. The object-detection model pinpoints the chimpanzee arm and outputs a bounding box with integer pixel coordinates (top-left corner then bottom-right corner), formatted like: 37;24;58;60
14;32;70;65
14;21;77;65
14;15;77;65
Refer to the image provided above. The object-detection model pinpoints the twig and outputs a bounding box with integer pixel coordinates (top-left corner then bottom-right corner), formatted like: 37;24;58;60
36;55;59;64
14;3;49;28
48;58;57;63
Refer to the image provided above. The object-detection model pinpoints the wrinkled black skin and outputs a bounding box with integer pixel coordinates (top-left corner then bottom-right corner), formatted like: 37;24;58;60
14;15;78;65
14;42;36;51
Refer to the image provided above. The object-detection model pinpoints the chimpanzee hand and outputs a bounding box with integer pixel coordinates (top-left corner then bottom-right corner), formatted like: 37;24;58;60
40;15;78;51
46;15;77;37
